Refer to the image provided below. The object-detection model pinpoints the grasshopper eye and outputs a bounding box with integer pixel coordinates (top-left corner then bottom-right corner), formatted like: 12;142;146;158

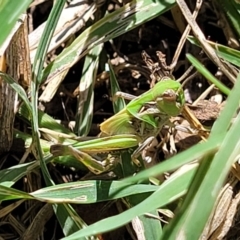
162;89;177;102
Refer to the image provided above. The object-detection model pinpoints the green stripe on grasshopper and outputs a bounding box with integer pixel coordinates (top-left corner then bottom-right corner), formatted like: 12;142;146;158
50;134;140;174
71;134;141;152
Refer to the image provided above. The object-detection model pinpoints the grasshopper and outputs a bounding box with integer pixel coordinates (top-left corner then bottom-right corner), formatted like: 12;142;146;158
99;79;185;165
50;79;184;174
49;49;187;175
49;50;208;174
100;79;184;136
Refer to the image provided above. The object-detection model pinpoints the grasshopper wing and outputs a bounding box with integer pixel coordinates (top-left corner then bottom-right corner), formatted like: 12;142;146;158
100;109;136;136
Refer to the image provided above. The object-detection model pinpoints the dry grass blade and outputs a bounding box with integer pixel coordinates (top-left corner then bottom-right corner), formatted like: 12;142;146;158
0;14;31;153
200;173;240;240
170;0;202;70
21;204;53;240
176;0;237;83
29;0;102;63
0;200;25;218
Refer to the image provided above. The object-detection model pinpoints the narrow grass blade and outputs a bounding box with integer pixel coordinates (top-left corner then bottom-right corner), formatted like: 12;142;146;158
206;67;240;136
75;44;103;136
30;1;89;236
0;184;33;201
186;54;231;95
32;0;66;85
0;155;54;186
53;204;97;238
0;72;31;112
0;181;159;203
108;60;126;112
216;0;240;39
30;0;66;185
188;36;240;66
19;103;76;138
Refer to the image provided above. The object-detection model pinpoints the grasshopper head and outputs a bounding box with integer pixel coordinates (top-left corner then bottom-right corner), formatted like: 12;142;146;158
155;87;185;116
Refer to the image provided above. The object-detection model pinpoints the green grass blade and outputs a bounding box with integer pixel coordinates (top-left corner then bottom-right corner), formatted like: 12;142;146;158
75;44;103;136
188;36;240;67
31;181;159;203
108;60;126;112
0;0;31;46
210;76;240;136
30;1;91;236
215;44;240;66
30;0;66;185
0;155;54;186
0;162;35;187
32;0;66;86
19;103;75;137
0;184;33;201
0;180;159;203
186;54;231;95
60;163;198;239
53;204;96;239
14;129;51;152
0;72;31;112
216;0;240;39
